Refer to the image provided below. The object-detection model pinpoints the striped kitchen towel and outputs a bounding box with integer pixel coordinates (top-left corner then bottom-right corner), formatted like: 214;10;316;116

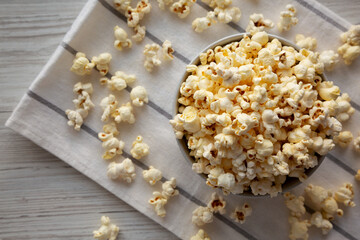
6;0;360;239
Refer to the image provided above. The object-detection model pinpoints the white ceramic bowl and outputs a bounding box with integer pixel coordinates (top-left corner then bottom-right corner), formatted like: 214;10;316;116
174;33;325;196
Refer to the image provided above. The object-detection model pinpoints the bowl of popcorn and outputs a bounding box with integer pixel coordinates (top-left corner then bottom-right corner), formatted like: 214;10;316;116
170;31;350;197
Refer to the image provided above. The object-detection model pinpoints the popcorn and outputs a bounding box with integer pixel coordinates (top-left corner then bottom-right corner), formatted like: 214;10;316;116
149;192;168;217
207;192;226;214
114;0;131;11
157;0;173;10
143;43;162;72
310;211;333;235
246;13;274;35
319;50;339;71
354;134;360;152
132;25;146;42
143;166;162;185
214;6;241;23
98;131;125;160
92;53;112;76
295;34;317;51
100;94;118;122
130;86;149;107
192;206;213;226
103;122;119;136
334;183;355;207
335;93;355;122
114;26;132;51
277;4;298;32
338;25;360;64
288;216;310;240
113;102;136;124
191;229;210;240
107;158;136;183
355;169;360;181
125;0;152;28
192;11;217;33
230;203;252;224
162;177;179;198
66;109;88;131
93;216;119;240
104;71;136;92
333;131;353;148
284;192;306;218
316;81;340;101
170;0;196;18
162;40;174;61
70;52;94;76
130;135;149;160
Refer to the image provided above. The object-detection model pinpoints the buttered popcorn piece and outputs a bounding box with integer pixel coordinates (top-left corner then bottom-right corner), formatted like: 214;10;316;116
192;206;214;226
107;158;136;183
295;34;317;51
70;52;94;76
338;25;360;64
143;43;162;72
132;25;146;42
284;192;306;218
162;40;174;61
230;203;252;224
100;94;118;122
278;4;298;32
125;0;151;28
161;177;179;198
149;192;168;217
192;11;217;33
101;71;136;92
93;216;119;240
246;13;274;35
288;216;310;240
130;135;150;160
170;0;196;18
130;86;148;107
142;166;162;185
207;192;226;214
112;102;136;124
310;211;333;235
66;108;88;131
98;131;125;160
114;26;132;51
92;53;112;76
333;131;353;148
190;229;211;240
319;50;339;71
334;183;355;207
335;93;355;122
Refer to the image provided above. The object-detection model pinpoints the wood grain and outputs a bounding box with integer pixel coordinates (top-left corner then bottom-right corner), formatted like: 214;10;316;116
0;0;359;239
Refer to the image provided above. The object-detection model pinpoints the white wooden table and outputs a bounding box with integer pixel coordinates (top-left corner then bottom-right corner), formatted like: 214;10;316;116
0;0;359;239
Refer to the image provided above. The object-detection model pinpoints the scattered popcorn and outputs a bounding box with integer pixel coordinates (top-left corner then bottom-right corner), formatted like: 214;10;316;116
157;0;173;10
319;50;339;71
246;13;274;35
92;53;112;76
214;5;241;24
333;131;353;148
355;169;360;181
70;52;95;76
334;183;355;207
130;135;150;160
101;71;136;91
114;0;131;11
107;158;136;183
284;192;306;218
143;43;162;72
192;11;217;33
103;122;119;136
161;177;179;198
93;216;119;240
66;82;94;131
132;25;146;42
172;32;349;196
310;211;333;235
278;4;298;32
338;25;360;64
207;192;226;214
125;0;152;28
143;166;162;185
190;229;211;240
230;203;252;224
113;102;136;124
162;40;174;61
288;216;310;240
114;26;132;50
100;94;118;122
295;34;317;51
149;192;168;217
98;130;125;160
305;184;343;220
170;0;196;18
130;86;149;107
192;206;213;226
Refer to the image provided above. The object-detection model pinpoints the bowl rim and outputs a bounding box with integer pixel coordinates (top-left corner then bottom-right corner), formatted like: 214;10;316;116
173;33;326;197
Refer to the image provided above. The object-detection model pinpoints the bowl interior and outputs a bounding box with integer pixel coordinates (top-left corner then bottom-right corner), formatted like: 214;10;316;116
174;33;325;197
